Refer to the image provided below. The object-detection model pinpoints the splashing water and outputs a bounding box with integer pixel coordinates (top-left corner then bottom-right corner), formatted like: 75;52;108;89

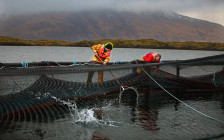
46;93;123;128
76;109;97;122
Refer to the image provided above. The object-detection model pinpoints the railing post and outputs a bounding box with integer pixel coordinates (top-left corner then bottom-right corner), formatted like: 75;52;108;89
176;65;180;79
223;67;224;83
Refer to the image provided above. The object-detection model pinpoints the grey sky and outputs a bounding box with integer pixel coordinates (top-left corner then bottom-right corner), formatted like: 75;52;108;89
1;0;224;26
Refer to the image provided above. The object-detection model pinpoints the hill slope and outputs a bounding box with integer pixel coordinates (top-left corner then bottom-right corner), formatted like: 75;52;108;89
0;10;224;42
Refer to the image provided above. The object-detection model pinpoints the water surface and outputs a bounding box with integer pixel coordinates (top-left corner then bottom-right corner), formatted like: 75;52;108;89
0;46;223;140
0;46;223;63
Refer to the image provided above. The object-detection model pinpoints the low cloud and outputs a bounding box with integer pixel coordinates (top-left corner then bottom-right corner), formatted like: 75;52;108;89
1;0;224;25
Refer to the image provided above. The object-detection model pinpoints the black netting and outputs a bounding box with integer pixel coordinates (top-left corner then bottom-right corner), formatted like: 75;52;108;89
0;54;224;120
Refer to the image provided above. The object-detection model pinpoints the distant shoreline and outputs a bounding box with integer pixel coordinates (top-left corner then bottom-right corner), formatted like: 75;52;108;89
0;36;224;51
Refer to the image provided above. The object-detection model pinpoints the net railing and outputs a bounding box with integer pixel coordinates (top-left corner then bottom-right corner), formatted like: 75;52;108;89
0;54;224;93
0;54;224;119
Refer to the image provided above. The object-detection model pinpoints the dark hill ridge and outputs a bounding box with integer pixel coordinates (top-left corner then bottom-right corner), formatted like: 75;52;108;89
0;10;224;43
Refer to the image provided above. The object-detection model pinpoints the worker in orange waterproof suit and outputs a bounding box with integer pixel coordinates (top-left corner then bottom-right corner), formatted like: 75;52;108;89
142;52;161;63
86;42;113;84
137;52;161;74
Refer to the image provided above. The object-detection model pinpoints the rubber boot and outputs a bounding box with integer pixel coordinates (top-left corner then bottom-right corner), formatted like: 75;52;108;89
97;71;103;83
86;71;94;86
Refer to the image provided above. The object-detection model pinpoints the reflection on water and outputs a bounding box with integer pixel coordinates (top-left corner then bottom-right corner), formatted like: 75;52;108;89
136;89;161;131
0;46;224;139
1;88;223;140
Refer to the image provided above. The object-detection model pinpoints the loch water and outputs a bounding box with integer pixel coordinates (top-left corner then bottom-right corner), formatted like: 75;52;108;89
0;46;224;140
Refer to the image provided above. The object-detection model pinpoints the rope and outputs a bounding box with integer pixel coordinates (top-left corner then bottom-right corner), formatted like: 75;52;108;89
21;62;28;67
54;61;61;66
135;61;224;124
211;63;217;86
0;66;5;69
119;86;139;106
114;61;125;64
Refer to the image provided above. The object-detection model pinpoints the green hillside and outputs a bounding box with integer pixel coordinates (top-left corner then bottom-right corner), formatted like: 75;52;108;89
1;36;224;51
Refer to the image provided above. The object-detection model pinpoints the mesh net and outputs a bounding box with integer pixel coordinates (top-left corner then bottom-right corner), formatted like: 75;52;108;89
0;54;224;119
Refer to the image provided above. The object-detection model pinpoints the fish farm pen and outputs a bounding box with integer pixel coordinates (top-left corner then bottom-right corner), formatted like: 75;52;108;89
0;54;224;140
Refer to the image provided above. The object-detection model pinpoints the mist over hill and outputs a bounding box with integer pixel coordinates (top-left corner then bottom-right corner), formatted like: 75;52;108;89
0;10;224;43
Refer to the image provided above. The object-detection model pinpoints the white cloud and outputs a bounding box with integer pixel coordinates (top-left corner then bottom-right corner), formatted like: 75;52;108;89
178;1;224;26
0;0;224;26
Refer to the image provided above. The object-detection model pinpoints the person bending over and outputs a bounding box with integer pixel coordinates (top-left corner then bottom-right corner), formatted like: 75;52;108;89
86;42;113;84
136;52;161;74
